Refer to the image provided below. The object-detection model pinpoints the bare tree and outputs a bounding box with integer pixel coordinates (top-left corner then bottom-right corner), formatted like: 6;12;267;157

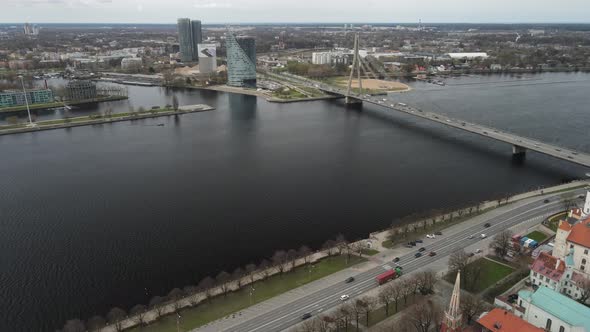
168;288;185;312
298;245;312;265
63;319;85;332
106;307;126;332
86;315;106;332
577;278;590;304
390;282;403;313
259;259;272;279
490;230;513;258
561;193;578;211
351;299;365;331
216;271;232;296
448;249;470;274
322;239;337;256
401;278;413;304
232;267;245;288
184;285;200;306
417;270;437;295
335;234;348;256
461;293;489;325
149;296;165;319
351;242;364;257
358;296;377;326
378;284;395;316
287;248;299;270
463;262;483;292
245;263;258;284
272;250;289;276
337;303;354;331
198;276;215;302
172;95;179;111
130;304;147;326
403;300;443;332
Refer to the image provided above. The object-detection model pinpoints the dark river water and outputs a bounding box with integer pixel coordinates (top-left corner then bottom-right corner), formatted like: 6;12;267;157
1;72;589;331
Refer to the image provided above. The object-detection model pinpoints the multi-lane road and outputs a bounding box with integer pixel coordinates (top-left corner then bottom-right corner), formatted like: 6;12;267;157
222;189;586;332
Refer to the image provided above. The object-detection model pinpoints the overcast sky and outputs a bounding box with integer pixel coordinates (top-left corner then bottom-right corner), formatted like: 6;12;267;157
3;0;590;24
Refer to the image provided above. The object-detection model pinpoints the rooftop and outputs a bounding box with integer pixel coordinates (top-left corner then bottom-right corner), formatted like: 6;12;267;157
525;286;590;332
530;252;565;282
477;308;544;332
567;217;590;248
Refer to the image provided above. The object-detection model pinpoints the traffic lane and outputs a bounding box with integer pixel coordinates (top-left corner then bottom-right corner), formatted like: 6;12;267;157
227;197;573;332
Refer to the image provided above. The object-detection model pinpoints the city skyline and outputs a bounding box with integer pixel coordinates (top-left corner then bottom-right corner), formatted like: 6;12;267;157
3;0;590;24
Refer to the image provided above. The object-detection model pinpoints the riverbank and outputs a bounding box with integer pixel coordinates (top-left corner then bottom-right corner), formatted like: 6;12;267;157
198;84;341;103
0;95;128;114
0;104;213;136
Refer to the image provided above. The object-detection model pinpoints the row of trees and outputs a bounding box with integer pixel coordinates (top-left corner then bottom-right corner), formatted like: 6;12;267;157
59;234;366;332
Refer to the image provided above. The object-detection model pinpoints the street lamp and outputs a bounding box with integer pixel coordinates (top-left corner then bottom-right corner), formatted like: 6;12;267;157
249;286;256;305
176;313;181;332
18;75;36;128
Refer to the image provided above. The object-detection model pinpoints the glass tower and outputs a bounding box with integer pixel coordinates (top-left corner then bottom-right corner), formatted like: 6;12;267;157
177;18;202;62
226;34;257;88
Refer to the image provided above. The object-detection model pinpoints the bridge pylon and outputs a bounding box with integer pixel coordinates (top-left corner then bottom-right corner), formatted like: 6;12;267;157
345;33;363;104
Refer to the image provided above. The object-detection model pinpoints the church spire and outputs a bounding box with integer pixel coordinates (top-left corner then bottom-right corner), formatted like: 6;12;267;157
441;271;463;332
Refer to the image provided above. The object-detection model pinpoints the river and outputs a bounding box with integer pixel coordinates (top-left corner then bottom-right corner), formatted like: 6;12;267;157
0;72;589;331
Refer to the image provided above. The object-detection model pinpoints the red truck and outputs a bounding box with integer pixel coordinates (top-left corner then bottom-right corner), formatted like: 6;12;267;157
376;267;402;285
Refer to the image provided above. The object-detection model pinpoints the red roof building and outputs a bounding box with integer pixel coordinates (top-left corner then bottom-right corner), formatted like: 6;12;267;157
476;309;544;332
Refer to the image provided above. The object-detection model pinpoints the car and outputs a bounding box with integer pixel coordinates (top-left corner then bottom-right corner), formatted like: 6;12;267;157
340;295;350;301
481;234;487;239
579;195;585;199
435;231;443;236
418;247;426;252
468;252;475;257
556;148;562;152
426;234;435;239
429;251;437;257
393;257;400;263
345;277;355;283
568;156;574;159
415;252;422;258
415;239;424;243
483;131;488;135
484;223;491;228
405;244;413;248
543;199;550;204
475;249;483;254
302;313;312;320
468;235;475;239
410;241;417;246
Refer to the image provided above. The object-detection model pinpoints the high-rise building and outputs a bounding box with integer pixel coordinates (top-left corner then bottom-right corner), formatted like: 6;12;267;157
197;43;217;74
177;18;202;62
226;34;256;88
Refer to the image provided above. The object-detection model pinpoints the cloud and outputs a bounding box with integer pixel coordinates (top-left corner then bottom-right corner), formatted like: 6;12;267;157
193;0;232;9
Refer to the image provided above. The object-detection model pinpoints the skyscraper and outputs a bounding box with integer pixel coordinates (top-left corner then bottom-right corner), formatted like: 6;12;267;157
226;34;256;88
177;18;203;62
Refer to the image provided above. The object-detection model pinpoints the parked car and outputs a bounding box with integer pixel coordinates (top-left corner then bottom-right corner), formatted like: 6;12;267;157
302;313;312;320
481;234;487;239
393;257;400;263
415;239;424;243
415;252;422;258
544;199;550;204
340;295;350;301
418;247;426;252
468;235;475;239
475;249;483;254
426;234;436;239
435;231;443;236
405;244;413;248
345;277;355;283
468;252;475;257
484;223;491;228
429;251;437;257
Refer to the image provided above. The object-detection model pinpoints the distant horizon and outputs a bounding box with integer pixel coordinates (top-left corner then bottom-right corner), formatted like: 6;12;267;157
2;21;590;25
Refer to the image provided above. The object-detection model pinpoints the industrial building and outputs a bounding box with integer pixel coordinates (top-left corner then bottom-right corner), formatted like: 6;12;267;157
121;57;143;70
0;89;54;108
312;51;354;66
197;43;217;74
66;80;97;101
226;34;256;88
177;18;202;63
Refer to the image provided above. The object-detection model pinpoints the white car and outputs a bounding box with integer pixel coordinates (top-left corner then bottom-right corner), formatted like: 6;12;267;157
468;235;475;239
340;295;350;301
426;234;436;239
481;234;487;239
475;249;483;254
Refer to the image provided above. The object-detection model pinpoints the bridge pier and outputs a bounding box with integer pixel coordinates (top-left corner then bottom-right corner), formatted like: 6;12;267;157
512;145;527;157
345;96;362;104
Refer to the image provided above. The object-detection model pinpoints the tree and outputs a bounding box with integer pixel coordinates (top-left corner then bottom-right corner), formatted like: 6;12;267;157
298;245;312;265
232;267;245;288
378;284;395;316
245;263;258;284
172;95;179;111
287;248;299;270
216;271;232;296
390;282;403;313
417;270;437;295
351;298;365;331
272;250;289;276
490;230;513;258
198;276;215;302
86;315;106;332
448;249;470;274
63;319;85;332
130;304;147;326
577;278;590;304
358;296;377;326
184;285;200;306
461;293;489;325
401;278;413;304
337;303;354;331
106;307;126;332
402;300;442;332
259;259;272;279
561;193;578;211
335;234;348;256
322;239;337;256
149;296;165;318
168;288;185;312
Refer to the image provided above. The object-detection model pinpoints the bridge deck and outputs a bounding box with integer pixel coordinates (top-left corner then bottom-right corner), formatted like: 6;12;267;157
275;73;590;169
